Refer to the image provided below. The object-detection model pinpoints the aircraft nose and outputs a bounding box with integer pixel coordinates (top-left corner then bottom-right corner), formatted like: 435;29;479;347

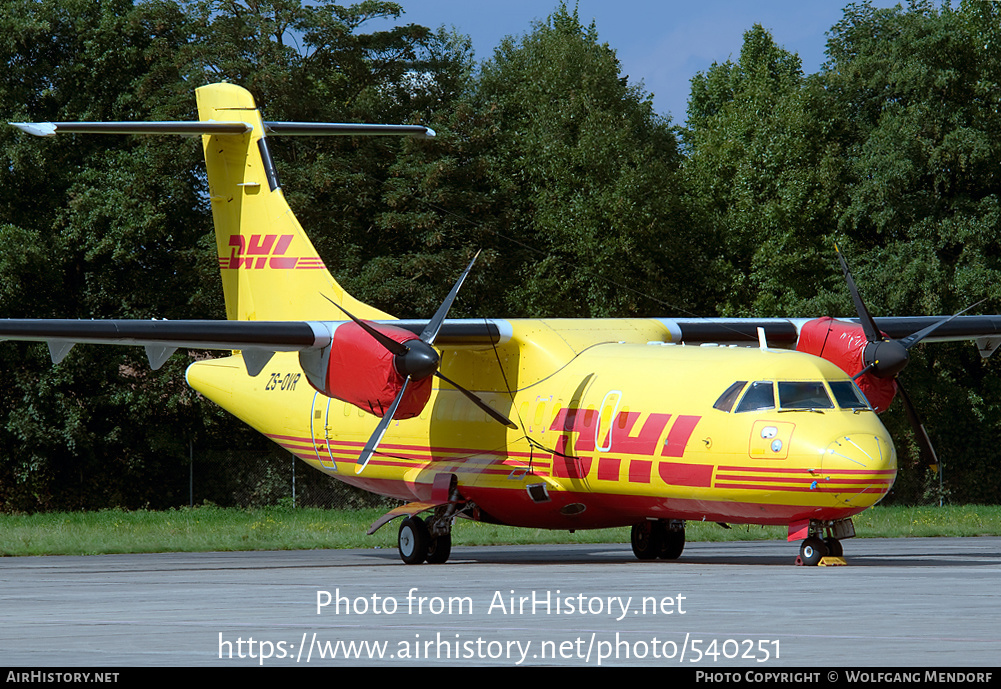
819;431;897;507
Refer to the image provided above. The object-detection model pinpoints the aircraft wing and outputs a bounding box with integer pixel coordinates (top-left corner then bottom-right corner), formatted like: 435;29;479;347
662;316;1001;357
0;318;509;375
1;314;997;378
867;315;1001;345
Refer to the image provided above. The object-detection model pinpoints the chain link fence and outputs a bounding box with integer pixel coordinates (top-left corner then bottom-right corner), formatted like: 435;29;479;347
187;442;397;510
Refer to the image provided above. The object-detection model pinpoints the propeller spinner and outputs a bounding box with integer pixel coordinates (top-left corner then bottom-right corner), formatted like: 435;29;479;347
326;251;517;473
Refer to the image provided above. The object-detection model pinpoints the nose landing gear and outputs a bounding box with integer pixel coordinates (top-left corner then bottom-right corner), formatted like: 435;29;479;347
796;519;853;566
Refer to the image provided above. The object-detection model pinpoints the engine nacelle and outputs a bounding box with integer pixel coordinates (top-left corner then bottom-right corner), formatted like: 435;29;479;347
299;321;432;419
796;317;897;412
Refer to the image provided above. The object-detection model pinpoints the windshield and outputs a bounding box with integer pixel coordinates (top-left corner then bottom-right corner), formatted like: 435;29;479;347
828;380;872;410
730;379;873;413
713;381;747;412
777;381;834;410
734;381;775;413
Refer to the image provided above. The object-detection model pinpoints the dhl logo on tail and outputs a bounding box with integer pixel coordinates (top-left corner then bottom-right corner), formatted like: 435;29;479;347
219;234;326;271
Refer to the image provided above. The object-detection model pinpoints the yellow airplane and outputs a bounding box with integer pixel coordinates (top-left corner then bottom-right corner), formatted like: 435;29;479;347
7;83;1001;566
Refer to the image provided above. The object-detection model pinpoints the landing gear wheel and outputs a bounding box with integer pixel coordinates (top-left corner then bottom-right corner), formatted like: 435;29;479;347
824;537;843;557
659;526;685;560
398;516;430;565
425;533;452;564
799;537;828;566
631;521;664;560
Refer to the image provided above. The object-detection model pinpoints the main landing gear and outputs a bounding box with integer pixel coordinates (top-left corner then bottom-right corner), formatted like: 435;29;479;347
630;519;685;561
398;515;452;564
398;502;461;565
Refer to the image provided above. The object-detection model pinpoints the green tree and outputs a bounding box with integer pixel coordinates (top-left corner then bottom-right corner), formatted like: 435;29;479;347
0;0;212;509
683;2;1001;503
377;4;700;320
0;0;459;510
683;24;848;318
820;0;1001;503
481;5;697;318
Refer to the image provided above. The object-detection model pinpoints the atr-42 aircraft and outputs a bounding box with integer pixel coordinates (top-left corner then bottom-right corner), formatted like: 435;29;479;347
7;83;1001;565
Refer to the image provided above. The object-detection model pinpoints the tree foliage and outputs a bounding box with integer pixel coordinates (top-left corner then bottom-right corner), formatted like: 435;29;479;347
683;25;849;318
366;4;701;319
0;0;210;509
0;0;467;510
471;6;698;318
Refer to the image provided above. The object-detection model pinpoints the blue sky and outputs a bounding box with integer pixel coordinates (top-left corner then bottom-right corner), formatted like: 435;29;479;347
373;1;904;125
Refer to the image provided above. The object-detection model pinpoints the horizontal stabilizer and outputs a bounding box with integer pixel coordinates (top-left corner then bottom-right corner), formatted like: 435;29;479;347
10;121;251;137
263;122;435;138
10;121;434;139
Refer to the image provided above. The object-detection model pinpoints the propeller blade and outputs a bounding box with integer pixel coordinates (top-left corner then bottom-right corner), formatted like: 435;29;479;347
435;371;518;429
322;295;410;357
420;250;481;346
852;362;877;381
897;299;986;351
895;380;940;474
327;249;515;469
357;376;411;474
835;243;881;343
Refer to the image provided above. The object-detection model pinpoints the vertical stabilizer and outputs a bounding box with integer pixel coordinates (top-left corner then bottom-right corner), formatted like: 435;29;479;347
195;83;389;322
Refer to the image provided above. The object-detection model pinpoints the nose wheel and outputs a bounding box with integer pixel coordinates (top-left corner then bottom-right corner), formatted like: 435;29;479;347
797;519;851;565
799;537;828;566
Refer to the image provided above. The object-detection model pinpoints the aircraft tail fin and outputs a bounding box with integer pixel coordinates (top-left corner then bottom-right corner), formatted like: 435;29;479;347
197;83;427;322
11;82;436;323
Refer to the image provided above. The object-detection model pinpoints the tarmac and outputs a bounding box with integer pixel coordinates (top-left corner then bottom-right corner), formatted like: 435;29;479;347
1;536;999;667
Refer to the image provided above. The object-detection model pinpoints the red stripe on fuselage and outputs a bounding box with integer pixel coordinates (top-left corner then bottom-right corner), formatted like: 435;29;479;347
658;462;713;487
662;415;700;457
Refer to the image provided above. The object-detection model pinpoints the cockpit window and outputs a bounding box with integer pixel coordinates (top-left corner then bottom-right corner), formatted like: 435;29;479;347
777;382;834;410
713;381;747;412
829;380;872;410
735;381;775;413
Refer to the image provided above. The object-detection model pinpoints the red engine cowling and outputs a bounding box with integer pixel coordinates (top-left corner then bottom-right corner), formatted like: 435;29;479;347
305;321;433;419
795;317;897;412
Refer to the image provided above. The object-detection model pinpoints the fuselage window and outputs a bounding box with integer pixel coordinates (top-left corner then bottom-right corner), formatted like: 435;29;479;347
713;381;747;412
734;381;775;413
777;381;834;410
828;380;872;410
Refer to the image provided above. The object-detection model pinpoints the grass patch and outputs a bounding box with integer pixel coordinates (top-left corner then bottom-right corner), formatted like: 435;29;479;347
0;504;999;557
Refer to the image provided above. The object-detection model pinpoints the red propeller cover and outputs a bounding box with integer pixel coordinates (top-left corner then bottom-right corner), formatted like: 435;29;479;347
796;317;897;412
317;321;433;419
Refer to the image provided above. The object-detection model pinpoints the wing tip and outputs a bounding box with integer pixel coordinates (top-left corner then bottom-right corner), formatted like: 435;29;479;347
10;122;57;137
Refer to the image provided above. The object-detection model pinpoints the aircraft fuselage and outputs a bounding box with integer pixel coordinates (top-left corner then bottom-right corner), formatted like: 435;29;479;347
186;317;896;533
